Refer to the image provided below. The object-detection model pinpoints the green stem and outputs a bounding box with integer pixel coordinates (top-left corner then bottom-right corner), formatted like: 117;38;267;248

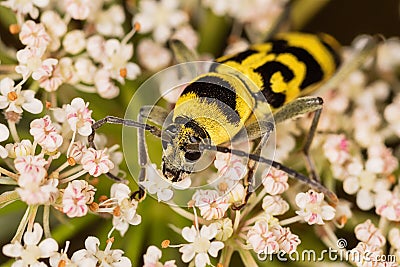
0;166;18;180
238;249;258;267
220;244;234;267
0;176;17;185
378;216;389;236
59;169;87;184
12;205;38;243
279;215;303;226
8;120;20;143
0;190;20;208
43;205;51;239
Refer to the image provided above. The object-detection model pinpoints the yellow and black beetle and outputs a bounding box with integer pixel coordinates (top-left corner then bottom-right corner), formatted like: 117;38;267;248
89;32;375;208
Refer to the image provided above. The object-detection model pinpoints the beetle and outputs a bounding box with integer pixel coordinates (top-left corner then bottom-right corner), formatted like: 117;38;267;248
88;32;377;208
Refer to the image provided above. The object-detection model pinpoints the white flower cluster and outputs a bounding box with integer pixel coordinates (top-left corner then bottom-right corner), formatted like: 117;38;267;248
3;0;141;99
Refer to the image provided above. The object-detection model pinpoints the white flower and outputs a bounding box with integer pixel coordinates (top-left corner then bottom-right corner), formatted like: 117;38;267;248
86;35;106;63
365;144;398;175
64;0;92;20
108;183;141;236
137;38;172;71
214;218;233;241
143;245;177;267
204;0;287;33
58;57;79;84
65;97;94;136
375;188;400;222
2;223;58;266
6;140;33;158
40;12;65;51
262;195;289;216
0;77;43;114
94;5;125;37
262;167;289;195
354;220;386;247
68;141;86;164
101;39;141;83
179;224;224;267
41;10;67;38
71;236;131;267
30;115;63;153
352;106;382;147
16;47;45;80
38;63;64;92
247;220;279;254
17;177;59;205
81;148;114;177
342;169;392;211
94;69;120;99
62;180;95;218
19;20;50;48
63;30;86;55
74;58;96;84
2;0;49;19
377;38;400;73
15;155;47;183
134;0;188;43
271;226;301;254
295;190;336;225
31;58;58;81
214;151;247;181
323;134;351;165
140;164;174;202
192;189;230;220
350;242;383;267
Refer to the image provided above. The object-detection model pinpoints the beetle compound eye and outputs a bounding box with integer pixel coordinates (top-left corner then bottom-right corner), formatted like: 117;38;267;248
184;151;201;161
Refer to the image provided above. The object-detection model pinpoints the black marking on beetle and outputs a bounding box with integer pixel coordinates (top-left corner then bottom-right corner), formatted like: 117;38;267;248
319;37;341;68
180;75;242;124
254;61;295;108
268;39;324;90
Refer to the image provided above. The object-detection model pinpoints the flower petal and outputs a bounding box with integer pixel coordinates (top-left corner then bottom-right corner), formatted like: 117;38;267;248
194;252;210;267
181;226;197;243
157;188;173;202
38;238;58;257
23;223;43;245
85;236;100;254
200;224;217;240
22;98;43;114
2;242;23;257
179;244;195;263
0;123;10;142
208;241;224;257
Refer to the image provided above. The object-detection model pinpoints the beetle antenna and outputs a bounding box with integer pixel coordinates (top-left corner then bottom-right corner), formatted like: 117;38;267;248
186;143;338;204
89;116;162;149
